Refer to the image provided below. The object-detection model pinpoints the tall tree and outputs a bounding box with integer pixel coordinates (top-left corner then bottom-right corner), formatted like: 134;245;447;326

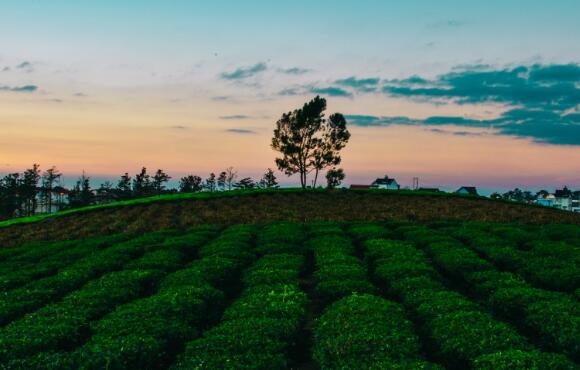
133;167;151;197
152;169;171;195
217;171;227;191
0;173;20;218
259;168;279;189
271;96;350;189
325;167;345;189
204;173;216;192
41;166;61;213
69;172;93;208
117;173;132;200
225;166;237;190
20;164;41;216
179;175;203;193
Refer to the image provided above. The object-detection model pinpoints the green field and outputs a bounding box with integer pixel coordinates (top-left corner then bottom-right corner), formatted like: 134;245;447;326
0;217;578;369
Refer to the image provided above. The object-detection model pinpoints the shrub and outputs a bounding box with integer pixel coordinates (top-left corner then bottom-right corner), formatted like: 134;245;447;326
0;270;161;362
347;223;388;241
176;318;290;370
472;350;577;370
429;310;529;364
314;294;421;369
125;249;185;271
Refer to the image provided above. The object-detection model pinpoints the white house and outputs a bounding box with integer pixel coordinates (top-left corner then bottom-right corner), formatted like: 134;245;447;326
553;188;572;211
371;176;400;190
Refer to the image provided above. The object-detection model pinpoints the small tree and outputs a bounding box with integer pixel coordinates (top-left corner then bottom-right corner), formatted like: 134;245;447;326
0;173;20;218
20;164;41;216
179;175;203;193
234;177;255;189
41;166;61;213
69;172;93;208
133;167;151;197
225;167;237;190
217;171;227;191
204;173;217;192
259;168;279;189
117;173;132;200
152;169;171;195
272;96;350;189
325;167;345;189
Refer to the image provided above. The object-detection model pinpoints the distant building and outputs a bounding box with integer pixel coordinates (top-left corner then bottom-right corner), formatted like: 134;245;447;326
553;187;573;211
371;176;400;190
536;194;555;207
455;186;478;196
349;185;371;190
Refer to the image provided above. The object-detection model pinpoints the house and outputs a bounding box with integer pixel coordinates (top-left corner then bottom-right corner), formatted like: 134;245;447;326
455;186;478;196
349;185;371;190
553;187;573;211
536;194;555;207
370;176;400;190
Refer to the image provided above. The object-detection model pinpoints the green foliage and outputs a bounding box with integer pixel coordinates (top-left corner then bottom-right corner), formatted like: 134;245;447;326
472;350;577;370
429;310;529;363
314;294;421;369
0;270;161;362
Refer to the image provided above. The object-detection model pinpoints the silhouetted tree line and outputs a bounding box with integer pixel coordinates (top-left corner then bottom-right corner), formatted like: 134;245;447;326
0;165;279;220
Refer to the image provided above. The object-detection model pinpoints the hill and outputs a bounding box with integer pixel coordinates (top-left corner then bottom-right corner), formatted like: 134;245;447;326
0;189;578;246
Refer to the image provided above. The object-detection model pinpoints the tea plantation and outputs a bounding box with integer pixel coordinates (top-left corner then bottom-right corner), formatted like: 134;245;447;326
0;221;578;369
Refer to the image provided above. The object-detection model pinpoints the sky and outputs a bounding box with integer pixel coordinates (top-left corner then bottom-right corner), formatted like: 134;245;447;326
1;0;579;193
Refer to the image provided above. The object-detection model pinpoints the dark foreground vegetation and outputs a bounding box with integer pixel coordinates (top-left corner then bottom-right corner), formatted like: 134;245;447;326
0;221;578;369
0;190;578;247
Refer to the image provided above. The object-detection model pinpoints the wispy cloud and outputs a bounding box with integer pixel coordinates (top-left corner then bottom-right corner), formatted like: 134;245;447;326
168;125;188;130
0;84;38;92
221;62;267;80
225;128;256;134
311;86;353;98
219;115;251;120
278;67;310;75
335;76;380;92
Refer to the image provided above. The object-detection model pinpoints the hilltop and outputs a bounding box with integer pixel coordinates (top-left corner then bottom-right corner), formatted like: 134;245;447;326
1;189;578;246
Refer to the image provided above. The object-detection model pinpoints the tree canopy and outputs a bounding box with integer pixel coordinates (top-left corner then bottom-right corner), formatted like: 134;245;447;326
271;96;350;189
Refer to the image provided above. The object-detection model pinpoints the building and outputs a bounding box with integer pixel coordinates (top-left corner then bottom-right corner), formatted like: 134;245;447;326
536;194;555;207
553;188;573;211
370;176;400;190
455;186;478;196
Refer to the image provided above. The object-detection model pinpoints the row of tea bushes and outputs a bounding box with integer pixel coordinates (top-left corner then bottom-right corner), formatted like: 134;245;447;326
0;227;220;367
364;238;552;369
0;230;178;326
310;234;375;303
0;269;163;363
415;231;580;362
0;234;131;291
314;294;438;370
453;226;579;292
74;226;256;369
175;226;307;369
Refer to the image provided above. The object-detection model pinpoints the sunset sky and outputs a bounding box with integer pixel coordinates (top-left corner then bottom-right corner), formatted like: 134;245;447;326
1;1;579;193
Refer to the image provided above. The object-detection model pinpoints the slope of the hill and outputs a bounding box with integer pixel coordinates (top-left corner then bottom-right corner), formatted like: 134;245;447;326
1;189;578;246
